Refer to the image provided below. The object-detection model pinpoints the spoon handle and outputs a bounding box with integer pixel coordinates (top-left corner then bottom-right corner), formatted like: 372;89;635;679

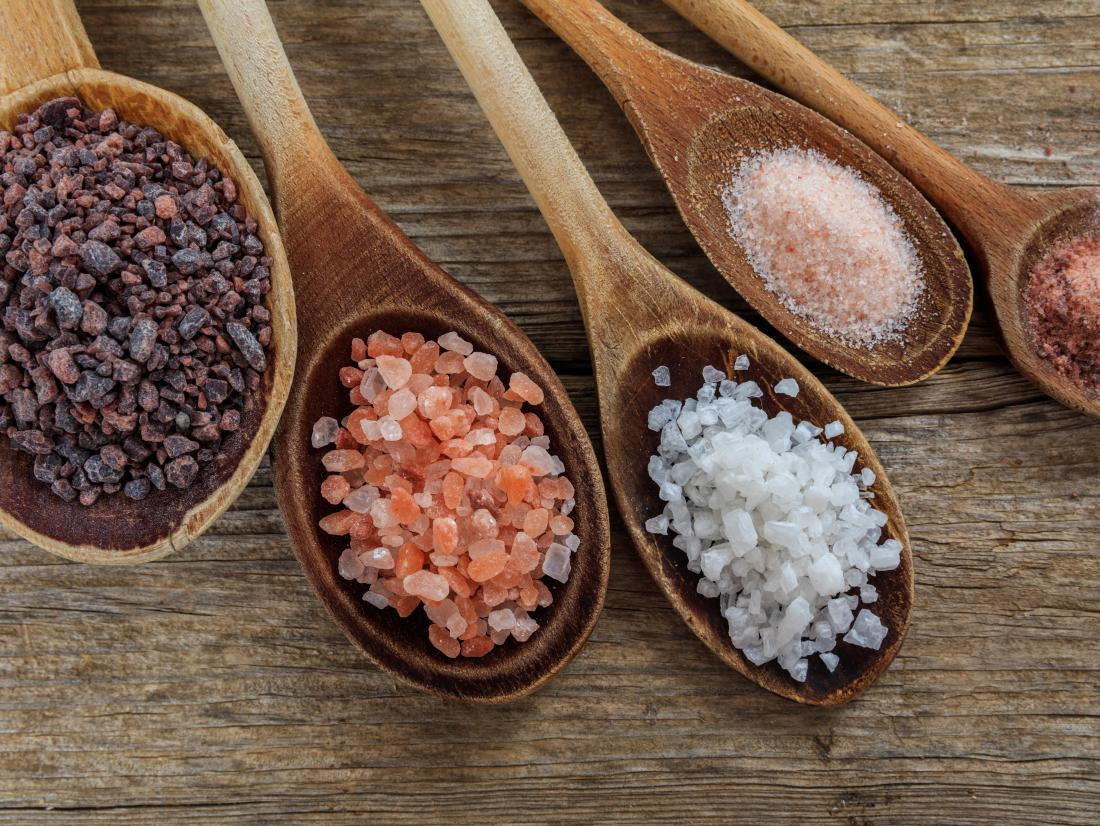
659;0;1037;243
0;0;99;97
514;0;677;111
418;0;641;313
197;0;333;186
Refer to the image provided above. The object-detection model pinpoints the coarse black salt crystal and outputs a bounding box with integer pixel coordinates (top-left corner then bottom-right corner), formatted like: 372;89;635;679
226;321;266;372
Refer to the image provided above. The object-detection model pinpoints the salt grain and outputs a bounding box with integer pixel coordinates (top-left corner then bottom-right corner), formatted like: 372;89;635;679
722;148;924;347
652;365;671;387
774;378;799;397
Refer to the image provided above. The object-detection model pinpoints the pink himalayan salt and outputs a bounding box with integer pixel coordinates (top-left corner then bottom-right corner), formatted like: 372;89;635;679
722;147;924;347
316;330;580;659
464;352;498;381
375;355;412;389
1024;233;1100;393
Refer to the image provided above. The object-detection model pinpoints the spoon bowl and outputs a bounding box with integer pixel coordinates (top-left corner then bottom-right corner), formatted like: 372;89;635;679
0;2;295;563
199;0;610;702
421;0;913;704
602;274;911;704
660;0;1100;417
514;0;973;387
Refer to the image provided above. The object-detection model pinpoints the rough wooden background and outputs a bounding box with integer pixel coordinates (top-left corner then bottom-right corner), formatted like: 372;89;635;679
2;0;1098;822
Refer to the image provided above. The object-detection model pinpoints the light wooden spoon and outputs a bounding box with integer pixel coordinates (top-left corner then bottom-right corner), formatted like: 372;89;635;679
0;0;295;563
198;0;610;703
511;0;972;388
661;0;1100;417
420;0;913;705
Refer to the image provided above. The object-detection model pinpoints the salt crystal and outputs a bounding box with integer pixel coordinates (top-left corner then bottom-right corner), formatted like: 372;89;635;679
652;365;671;386
464;352;498;381
378;416;402;442
824;420;845;439
734;354;750;371
311;416;339;448
844;609;889;649
820;652;839;672
542;543;572;582
774;378;799;397
363;591;389;610
438;331;474;355
702;365;725;384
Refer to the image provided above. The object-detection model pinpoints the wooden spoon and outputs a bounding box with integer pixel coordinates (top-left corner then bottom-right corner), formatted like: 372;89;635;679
420;0;913;705
509;0;972;388
197;0;610;702
660;0;1100;417
0;0;295;563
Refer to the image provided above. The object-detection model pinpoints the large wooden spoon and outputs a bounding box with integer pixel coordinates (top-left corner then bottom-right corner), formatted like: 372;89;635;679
420;0;913;705
660;0;1100;417
0;0;295;563
198;0;610;702
511;0;972;388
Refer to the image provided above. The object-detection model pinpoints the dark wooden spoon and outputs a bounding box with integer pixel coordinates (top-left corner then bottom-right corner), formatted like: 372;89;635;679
661;0;1100;417
511;0;973;388
198;0;610;702
0;0;296;563
420;0;912;705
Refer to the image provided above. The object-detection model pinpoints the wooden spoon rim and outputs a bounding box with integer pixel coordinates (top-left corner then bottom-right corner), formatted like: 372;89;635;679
0;68;296;564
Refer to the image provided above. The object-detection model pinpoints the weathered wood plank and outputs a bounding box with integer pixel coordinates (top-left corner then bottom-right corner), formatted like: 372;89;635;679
0;0;1097;822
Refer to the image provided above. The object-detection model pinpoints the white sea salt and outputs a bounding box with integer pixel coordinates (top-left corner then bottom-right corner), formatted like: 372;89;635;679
774;378;799;397
644;365;899;681
734;354;750;371
652;365;671;386
824;420;845;439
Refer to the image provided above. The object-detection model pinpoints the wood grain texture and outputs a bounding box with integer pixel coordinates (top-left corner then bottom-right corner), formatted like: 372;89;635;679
0;0;1097;821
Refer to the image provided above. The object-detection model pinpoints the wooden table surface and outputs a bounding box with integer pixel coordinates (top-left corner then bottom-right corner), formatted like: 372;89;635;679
2;1;1098;822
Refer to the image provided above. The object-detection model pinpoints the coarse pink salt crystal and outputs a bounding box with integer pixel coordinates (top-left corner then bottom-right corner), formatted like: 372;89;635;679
722;147;923;347
403;570;450;601
367;330;404;358
401;332;425;354
429;624;460;658
464;352;498;381
469;386;494;416
436;351;465;374
438;331;474;355
509;372;544;405
497;406;526;436
388;388;417;420
523;507;550;537
375;355;412;389
451;455;495;478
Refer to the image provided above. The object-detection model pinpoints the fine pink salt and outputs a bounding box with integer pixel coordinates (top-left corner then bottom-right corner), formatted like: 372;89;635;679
314;330;580;659
722;147;924;347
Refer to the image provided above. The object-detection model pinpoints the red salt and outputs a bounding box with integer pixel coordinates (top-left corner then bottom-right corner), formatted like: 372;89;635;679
1025;234;1100;393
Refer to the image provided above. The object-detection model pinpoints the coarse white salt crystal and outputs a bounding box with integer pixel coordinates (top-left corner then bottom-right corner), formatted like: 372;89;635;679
861;467;876;487
734;354;750;371
820;652;840;672
722;147;924;348
643;367;897;680
543;543;572;582
378;416;402;442
702;365;726;383
844;609;889;649
652;365;671;386
774;378;799;397
824;420;845;439
646;514;670;534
